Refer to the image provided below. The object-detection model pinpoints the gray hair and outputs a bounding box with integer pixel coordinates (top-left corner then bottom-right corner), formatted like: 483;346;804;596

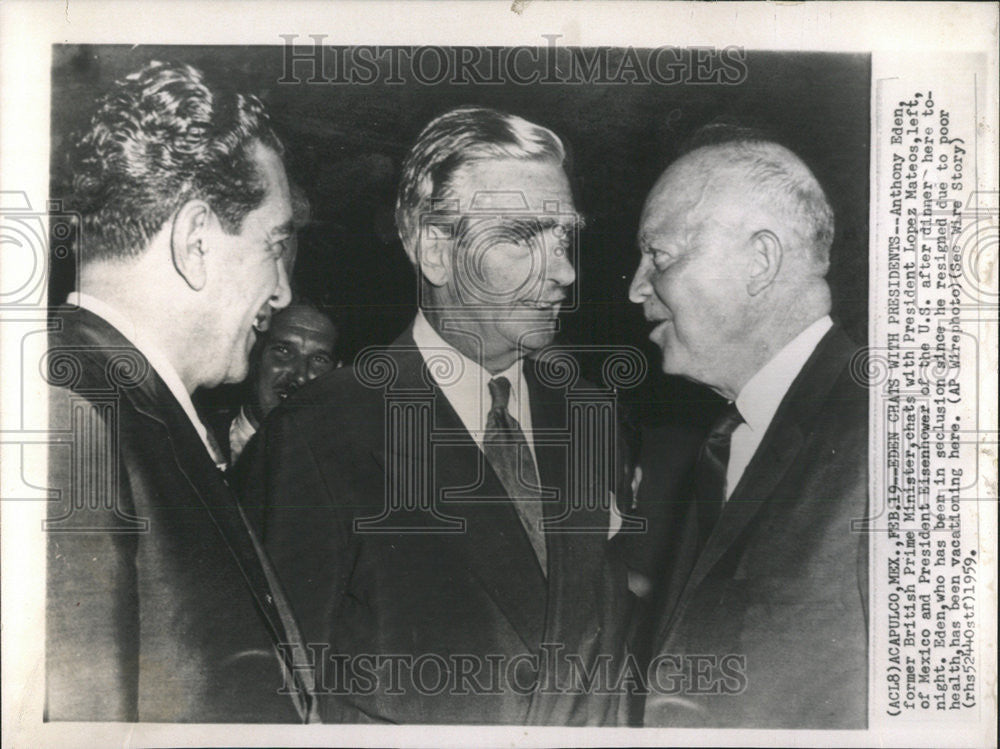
395;105;566;258
684;133;835;269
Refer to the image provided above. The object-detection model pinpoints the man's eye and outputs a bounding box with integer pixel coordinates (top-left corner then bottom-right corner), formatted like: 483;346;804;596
269;344;291;359
312;354;334;366
652;250;674;269
270;239;288;259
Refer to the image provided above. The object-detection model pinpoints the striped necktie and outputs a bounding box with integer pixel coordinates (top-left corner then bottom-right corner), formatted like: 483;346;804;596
484;376;547;575
693;401;744;546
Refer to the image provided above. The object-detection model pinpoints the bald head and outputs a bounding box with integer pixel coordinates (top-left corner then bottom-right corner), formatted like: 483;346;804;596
629;139;834;399
649;141;833;273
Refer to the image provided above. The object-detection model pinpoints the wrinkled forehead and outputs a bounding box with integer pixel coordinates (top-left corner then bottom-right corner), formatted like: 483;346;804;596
639;156;749;242
446;157;575;214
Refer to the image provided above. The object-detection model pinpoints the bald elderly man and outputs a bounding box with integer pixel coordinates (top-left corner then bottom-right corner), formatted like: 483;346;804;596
630;131;868;728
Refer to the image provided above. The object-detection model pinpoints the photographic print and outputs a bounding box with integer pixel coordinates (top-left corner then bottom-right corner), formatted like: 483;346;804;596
1;3;995;747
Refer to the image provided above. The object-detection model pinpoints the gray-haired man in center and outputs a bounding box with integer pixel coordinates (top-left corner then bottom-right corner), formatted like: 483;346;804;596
241;106;634;725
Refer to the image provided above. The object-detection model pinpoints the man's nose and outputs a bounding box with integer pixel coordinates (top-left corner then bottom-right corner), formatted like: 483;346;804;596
291;358;309;386
305;360;328;382
270;259;292;310
547;241;576;288
628;262;652;305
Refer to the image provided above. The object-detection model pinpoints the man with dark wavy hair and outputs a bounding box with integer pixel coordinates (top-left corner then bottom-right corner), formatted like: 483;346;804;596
45;60;314;722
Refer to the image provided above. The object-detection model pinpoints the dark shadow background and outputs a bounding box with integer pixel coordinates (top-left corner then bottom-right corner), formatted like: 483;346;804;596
49;45;869;430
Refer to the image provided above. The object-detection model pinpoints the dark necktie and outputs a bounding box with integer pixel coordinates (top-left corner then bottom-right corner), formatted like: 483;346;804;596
693;401;744;545
484;376;547;575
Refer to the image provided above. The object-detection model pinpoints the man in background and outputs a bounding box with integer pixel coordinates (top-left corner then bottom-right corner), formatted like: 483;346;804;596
45;60;314;722
241;106;633;725
629;129;868;728
226;301;339;465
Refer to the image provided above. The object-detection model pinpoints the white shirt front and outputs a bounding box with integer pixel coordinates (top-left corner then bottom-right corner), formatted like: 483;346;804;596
411;309;536;463
412;310;625;539
229;406;258;465
726;315;834;499
66;292;228;470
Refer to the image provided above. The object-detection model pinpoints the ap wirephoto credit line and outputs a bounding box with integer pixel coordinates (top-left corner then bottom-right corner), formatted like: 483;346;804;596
0;2;996;748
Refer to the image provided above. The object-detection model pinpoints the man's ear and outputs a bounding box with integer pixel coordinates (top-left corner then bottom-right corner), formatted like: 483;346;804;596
414;223;453;287
170;200;212;291
747;229;782;296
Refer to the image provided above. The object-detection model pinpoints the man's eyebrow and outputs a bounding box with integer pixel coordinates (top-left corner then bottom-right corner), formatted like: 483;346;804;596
269;220;295;241
268;331;308;344
638;229;678;254
520;214;586;231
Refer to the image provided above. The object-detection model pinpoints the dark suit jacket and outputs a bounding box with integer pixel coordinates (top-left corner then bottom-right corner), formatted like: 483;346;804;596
45;307;305;723
643;325;869;729
238;328;634;725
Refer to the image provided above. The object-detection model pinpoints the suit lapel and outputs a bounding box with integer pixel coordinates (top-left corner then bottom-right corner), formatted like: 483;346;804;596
677;420;803;603
658;325;858;648
525;361;571;529
132;378;297;657
54;307;294;655
372;334;548;650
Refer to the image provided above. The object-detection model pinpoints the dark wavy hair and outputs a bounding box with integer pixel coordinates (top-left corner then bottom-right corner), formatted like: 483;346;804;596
67;60;283;263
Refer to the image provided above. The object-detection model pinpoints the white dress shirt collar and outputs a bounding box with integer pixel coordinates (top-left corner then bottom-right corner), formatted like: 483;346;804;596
735;315;834;435
229;406;258;465
411;309;534;452
725;315;833;499
66;291;227;470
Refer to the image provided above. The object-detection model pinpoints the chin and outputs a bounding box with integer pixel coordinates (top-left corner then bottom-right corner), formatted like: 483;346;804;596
520;328;557;352
659;350;683;376
222;361;250;386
